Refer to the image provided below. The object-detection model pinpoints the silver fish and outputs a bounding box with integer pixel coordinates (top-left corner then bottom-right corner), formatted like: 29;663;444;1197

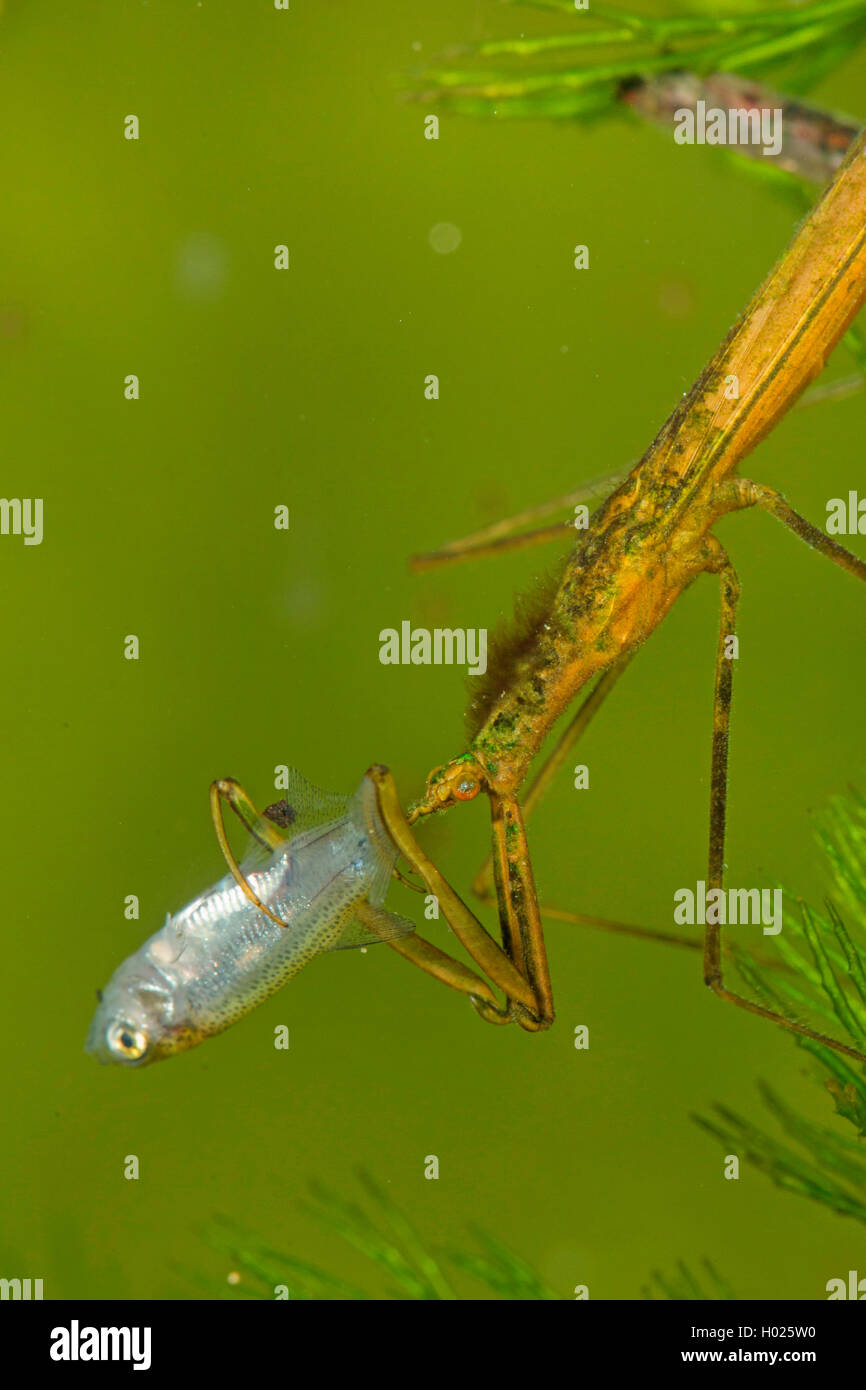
86;770;410;1067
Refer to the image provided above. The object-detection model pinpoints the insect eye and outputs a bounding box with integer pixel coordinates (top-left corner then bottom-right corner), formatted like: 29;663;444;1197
107;1022;149;1060
454;778;480;802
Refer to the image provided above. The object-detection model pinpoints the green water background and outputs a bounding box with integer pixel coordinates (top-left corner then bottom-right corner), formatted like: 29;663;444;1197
2;0;865;1299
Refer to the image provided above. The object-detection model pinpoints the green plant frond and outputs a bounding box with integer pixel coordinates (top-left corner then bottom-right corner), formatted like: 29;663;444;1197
730;937;846;1041
729;862;866;1054
818;791;866;918
693;1107;866;1221
195;1177;572;1301
405;0;866;123
199;1216;371;1301
823;902;866;1009
200;1183;733;1301
800;903;866;1046
822;1073;866;1133
447;1227;562;1300
642;1258;736;1301
693;783;866;1223
644;1267;691;1300
353;1169;458;1301
300;1181;447;1300
756;1083;866;1182
779;26;866;90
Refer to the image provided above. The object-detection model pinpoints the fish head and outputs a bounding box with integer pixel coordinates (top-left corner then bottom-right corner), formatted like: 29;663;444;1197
85;957;195;1067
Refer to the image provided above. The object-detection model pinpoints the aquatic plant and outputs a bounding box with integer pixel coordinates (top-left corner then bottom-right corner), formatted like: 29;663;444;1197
405;0;866;124
695;787;866;1226
642;1259;737;1301
197;1169;562;1300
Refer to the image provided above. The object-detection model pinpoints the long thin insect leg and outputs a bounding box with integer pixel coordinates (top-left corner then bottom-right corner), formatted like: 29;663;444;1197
541;905;702;952
392;864;427;894
209;778;291;928
538;906;794;971
366;765;540;1022
470;654;704;953
796;372;864;410
354;901;510;1025
705;555;740;978
701;551;866;1065
413;519;572;572
410;470;626;573
470;654;700;952
488;790;554;1030
732;479;866;584
212;777;289;850
465;618;789;965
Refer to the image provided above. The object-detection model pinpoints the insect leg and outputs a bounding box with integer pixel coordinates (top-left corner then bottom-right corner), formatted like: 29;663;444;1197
487;790;554;1030
353;902;510;1025
539;905;702;952
211;777;290;850
737;479;866;585
209;778;292;928
471;655;633;899
701;550;866;1064
410;471;626;573
470;656;699;951
365;765;540;1022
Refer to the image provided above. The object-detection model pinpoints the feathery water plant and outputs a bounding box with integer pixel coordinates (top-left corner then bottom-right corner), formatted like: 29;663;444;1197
641;1258;737;1300
197;1178;738;1300
696;786;866;1225
197;1169;562;1300
405;0;866;123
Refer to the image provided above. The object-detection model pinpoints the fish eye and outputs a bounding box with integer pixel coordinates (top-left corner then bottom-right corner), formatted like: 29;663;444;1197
107;1021;149;1061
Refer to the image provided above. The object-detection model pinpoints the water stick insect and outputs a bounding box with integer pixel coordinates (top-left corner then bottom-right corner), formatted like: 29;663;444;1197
209;133;866;1059
346;129;866;1059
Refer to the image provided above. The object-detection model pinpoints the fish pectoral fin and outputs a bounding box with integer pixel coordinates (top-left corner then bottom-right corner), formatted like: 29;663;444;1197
325;904;416;953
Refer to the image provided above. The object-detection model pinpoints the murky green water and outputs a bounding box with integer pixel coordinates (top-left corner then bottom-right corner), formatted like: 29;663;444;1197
2;1;865;1300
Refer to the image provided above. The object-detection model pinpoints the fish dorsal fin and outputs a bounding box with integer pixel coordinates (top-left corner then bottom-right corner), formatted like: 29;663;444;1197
269;767;349;836
238;767;349;874
235;771;404;943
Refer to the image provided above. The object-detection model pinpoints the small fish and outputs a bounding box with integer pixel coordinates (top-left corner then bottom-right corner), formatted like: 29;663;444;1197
86;770;411;1067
